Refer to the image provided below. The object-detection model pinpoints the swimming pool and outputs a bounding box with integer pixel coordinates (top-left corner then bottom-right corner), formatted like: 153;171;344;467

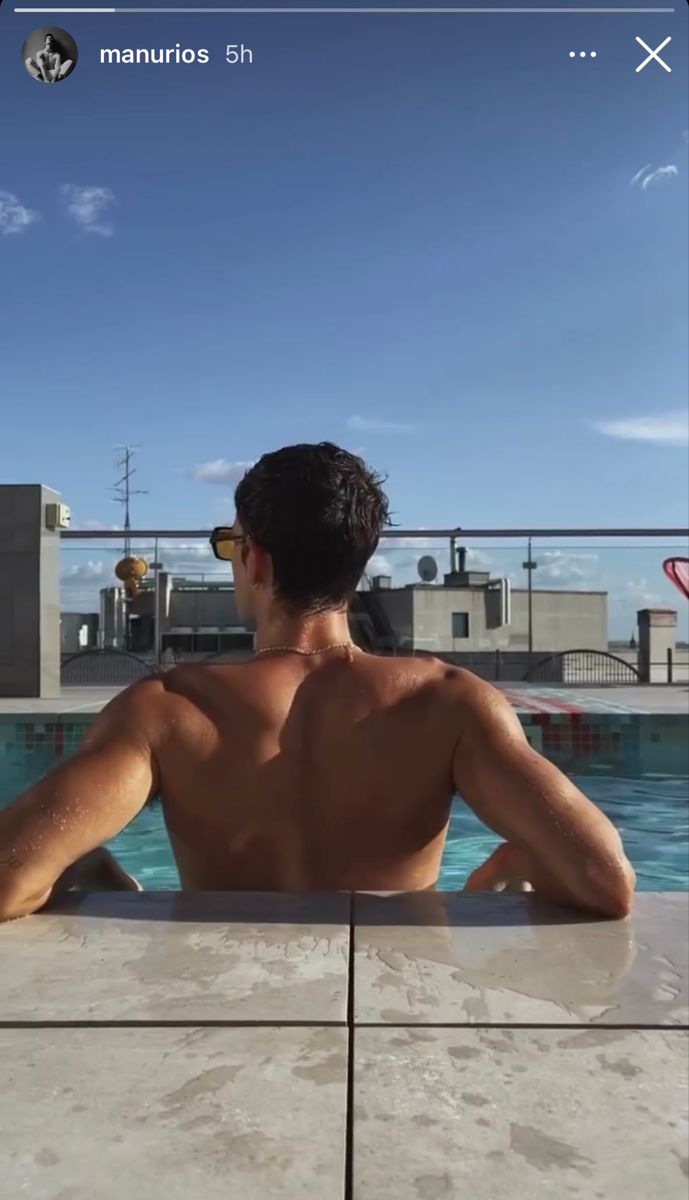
1;717;687;891
96;776;687;891
2;773;684;891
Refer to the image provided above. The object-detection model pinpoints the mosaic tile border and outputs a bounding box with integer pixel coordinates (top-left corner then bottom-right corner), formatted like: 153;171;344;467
1;712;686;780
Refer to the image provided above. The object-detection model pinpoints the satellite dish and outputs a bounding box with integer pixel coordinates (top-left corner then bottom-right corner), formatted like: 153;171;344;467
417;555;438;583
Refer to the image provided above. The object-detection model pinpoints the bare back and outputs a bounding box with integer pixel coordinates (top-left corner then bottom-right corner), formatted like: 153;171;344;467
155;652;456;891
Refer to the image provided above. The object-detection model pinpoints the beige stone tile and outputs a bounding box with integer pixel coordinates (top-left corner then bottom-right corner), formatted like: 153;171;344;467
353;891;688;1025
0;892;349;1023
0;1025;347;1199
354;1027;688;1200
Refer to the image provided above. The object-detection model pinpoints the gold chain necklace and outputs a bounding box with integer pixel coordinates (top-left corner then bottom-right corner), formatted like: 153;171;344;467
254;642;358;660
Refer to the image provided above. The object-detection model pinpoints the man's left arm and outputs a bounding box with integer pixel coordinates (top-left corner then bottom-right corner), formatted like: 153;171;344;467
0;680;163;921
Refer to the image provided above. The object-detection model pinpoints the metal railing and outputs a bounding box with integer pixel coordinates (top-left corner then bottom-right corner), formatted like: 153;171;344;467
61;649;153;687
59;526;689;680
523;649;640;685
61;526;689;540
58;647;687;688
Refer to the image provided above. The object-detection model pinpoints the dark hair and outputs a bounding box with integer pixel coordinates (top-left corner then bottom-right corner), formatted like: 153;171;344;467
43;31;66;56
234;442;390;612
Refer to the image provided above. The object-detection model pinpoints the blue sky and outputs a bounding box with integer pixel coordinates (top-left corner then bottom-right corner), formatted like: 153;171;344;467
1;2;687;626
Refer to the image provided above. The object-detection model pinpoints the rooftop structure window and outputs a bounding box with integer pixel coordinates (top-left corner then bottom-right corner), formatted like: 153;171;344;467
452;612;470;639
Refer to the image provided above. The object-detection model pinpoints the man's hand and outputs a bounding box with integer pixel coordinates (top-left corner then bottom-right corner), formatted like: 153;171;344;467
49;848;143;903
463;842;534;894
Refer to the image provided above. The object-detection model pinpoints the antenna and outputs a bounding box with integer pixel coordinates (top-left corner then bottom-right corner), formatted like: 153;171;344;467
417;555;438;584
111;445;148;558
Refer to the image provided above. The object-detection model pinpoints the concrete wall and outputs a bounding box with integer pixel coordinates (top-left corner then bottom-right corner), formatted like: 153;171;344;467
410;586;511;652
39;490;61;696
638;609;680;684
0;485;61;698
374;584;608;655
169;587;240;629
123;584;240;629
508;590;608;652
95;578;610;661
100;583;242;648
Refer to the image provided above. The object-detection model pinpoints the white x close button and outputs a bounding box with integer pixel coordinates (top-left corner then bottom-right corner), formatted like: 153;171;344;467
635;35;672;73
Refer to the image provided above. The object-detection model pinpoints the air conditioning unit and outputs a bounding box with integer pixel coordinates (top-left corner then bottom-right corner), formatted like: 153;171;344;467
45;503;71;530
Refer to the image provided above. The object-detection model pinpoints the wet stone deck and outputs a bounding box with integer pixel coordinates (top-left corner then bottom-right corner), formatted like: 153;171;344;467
0;892;687;1199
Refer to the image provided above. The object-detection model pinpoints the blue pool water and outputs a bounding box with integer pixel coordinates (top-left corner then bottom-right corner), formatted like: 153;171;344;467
97;775;688;891
1;743;686;889
2;713;687;889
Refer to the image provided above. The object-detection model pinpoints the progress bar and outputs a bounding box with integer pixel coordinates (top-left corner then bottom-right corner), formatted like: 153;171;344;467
12;5;679;11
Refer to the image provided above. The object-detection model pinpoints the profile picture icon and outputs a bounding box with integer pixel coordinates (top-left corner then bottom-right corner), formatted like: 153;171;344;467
22;27;78;84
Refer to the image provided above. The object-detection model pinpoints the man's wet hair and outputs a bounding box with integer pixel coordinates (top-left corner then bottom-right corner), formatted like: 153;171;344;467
235;442;391;613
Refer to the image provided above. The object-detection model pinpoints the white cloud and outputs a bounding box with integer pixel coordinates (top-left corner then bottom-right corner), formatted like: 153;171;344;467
71;518;121;532
347;415;416;435
465;549;493;570
60;184;115;236
368;536;451;585
629;163;651;187
630;163;678;190
192;459;254;485
61;541;223;610
681;130;689;146
624;577;663;608
537;551;599;585
365;553;393;578
363;544;495;587
61;560;108;583
593;412;688;447
157;541;214;564
379;534;435;551
641;164;678;189
145;542;234;584
0;190;39;236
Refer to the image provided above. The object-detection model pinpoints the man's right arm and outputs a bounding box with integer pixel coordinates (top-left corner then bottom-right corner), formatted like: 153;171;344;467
449;673;635;917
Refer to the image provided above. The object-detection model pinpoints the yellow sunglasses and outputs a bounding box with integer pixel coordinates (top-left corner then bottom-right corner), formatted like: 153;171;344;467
209;526;249;562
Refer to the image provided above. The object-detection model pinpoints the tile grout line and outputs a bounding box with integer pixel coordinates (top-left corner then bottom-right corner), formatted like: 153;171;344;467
0;1018;347;1029
1;1020;685;1031
344;892;355;1200
353;1021;689;1031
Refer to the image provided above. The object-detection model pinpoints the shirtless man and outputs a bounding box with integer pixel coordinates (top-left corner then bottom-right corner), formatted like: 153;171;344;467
0;443;635;921
25;33;73;83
